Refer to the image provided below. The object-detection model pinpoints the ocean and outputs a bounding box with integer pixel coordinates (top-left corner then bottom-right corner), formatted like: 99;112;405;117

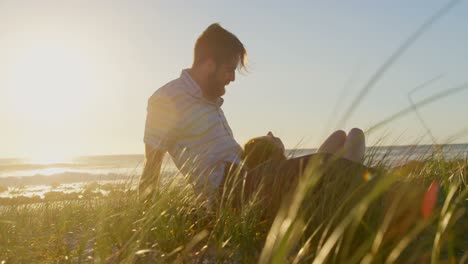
1;144;467;198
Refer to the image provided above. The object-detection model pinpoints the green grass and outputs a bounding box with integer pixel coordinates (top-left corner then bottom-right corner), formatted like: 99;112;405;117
0;153;466;263
2;1;467;262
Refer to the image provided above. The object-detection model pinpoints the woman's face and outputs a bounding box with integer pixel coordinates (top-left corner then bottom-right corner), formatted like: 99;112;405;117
261;131;285;154
243;131;286;168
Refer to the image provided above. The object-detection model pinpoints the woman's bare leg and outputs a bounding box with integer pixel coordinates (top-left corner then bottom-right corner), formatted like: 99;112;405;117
317;128;366;162
317;130;346;155
343;128;366;162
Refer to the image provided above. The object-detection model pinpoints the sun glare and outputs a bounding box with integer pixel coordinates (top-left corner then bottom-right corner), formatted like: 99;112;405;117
5;40;93;123
4;39;96;159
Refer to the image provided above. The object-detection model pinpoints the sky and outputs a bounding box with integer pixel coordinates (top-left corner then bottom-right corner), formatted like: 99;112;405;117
0;0;467;159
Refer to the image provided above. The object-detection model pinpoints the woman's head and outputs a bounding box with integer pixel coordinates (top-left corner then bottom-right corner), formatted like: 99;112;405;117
243;132;286;169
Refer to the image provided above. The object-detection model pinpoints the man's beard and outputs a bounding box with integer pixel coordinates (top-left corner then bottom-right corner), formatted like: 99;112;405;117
204;71;225;100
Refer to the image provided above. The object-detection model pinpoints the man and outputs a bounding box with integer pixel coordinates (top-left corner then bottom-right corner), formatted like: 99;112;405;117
139;23;366;205
139;23;247;203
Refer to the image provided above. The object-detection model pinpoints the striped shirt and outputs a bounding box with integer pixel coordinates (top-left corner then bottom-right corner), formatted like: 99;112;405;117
144;69;243;197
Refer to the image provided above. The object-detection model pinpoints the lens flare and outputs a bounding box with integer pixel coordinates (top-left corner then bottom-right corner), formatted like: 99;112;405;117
363;170;373;181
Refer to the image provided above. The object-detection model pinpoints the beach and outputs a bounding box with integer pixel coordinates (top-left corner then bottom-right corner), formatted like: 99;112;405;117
1;144;467;199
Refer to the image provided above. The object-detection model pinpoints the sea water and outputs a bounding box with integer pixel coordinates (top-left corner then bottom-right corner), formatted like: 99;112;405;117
1;144;467;198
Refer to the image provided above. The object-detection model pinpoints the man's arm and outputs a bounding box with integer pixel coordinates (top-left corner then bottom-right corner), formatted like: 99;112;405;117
138;144;165;203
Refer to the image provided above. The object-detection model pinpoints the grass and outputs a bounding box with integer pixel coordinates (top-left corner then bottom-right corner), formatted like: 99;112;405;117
0;151;466;263
1;2;467;263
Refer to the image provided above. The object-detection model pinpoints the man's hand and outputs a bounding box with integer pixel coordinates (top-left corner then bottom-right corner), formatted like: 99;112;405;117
138;144;165;204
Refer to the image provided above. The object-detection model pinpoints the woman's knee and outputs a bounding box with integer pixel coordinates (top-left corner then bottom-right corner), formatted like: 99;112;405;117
343;128;366;162
318;130;346;154
332;130;347;141
347;128;364;139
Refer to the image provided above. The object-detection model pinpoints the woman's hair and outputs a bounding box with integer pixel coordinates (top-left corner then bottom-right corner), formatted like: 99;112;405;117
242;136;286;169
193;23;247;70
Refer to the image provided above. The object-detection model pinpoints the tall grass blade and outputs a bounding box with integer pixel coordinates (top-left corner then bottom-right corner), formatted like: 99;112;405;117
337;0;461;127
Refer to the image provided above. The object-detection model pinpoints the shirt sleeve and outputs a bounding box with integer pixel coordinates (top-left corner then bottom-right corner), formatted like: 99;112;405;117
143;92;179;152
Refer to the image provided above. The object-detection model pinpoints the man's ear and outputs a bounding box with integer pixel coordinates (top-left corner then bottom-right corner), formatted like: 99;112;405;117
205;57;217;72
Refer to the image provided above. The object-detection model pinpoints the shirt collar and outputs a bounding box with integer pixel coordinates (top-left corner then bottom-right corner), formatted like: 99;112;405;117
181;69;224;107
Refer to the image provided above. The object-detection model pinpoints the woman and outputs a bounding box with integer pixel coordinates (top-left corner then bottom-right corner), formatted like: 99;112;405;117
220;129;371;214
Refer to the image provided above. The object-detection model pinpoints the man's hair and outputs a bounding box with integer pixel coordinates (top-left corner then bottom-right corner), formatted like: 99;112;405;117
193;23;247;70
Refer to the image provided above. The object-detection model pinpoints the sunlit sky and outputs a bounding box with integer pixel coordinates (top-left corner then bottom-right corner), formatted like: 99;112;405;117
1;0;467;159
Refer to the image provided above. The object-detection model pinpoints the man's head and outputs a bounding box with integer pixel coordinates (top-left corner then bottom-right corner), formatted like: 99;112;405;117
192;23;247;100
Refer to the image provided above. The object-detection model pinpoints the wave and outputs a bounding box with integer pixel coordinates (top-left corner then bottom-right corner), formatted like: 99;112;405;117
1;144;466;187
0;171;140;187
0;162;101;172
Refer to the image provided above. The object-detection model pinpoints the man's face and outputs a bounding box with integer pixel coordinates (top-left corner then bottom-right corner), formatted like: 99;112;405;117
204;58;238;99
